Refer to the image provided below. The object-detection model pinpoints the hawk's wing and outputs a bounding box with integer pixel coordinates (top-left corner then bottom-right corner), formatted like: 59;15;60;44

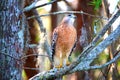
51;31;58;61
69;40;77;57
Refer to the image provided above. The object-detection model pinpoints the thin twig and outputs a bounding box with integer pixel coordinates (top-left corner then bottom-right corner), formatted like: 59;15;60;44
24;67;42;70
103;49;120;77
0;52;20;61
83;52;120;70
21;54;49;59
27;11;108;20
23;0;58;12
63;0;74;10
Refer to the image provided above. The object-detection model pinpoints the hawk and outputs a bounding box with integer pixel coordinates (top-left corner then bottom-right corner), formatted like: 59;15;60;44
51;14;77;68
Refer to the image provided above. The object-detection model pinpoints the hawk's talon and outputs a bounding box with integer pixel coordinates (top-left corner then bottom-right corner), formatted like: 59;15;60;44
66;60;71;66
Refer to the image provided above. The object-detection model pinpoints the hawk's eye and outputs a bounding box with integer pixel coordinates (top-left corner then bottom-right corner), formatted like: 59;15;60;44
68;14;71;17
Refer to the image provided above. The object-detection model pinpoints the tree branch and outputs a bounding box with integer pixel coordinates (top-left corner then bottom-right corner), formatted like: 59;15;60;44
78;9;120;59
27;11;108;20
71;25;120;72
23;0;58;12
32;10;53;63
70;50;120;71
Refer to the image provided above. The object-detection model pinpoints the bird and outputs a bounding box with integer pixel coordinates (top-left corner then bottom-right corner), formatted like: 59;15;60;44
51;14;77;68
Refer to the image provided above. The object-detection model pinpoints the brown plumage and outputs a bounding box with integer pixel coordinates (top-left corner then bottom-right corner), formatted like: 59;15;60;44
52;14;77;68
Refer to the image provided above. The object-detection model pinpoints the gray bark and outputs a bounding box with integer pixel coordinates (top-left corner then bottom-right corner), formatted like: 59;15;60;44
0;0;24;79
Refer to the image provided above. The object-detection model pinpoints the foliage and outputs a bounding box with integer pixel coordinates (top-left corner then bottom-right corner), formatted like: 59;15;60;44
93;20;100;35
22;70;28;80
35;33;41;43
89;0;102;10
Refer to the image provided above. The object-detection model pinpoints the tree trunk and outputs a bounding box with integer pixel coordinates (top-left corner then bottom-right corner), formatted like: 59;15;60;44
0;0;24;79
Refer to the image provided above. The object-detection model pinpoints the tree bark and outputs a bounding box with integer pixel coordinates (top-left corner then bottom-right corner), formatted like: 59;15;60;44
0;0;24;79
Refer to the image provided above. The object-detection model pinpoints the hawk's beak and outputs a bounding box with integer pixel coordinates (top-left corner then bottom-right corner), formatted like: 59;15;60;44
72;15;77;19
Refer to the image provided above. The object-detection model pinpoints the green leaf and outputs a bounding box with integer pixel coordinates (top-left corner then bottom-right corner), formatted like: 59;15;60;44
88;0;102;10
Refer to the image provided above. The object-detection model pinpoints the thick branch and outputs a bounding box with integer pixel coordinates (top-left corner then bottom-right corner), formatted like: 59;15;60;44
71;25;120;72
72;51;120;71
78;9;120;59
93;9;120;43
32;10;52;62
